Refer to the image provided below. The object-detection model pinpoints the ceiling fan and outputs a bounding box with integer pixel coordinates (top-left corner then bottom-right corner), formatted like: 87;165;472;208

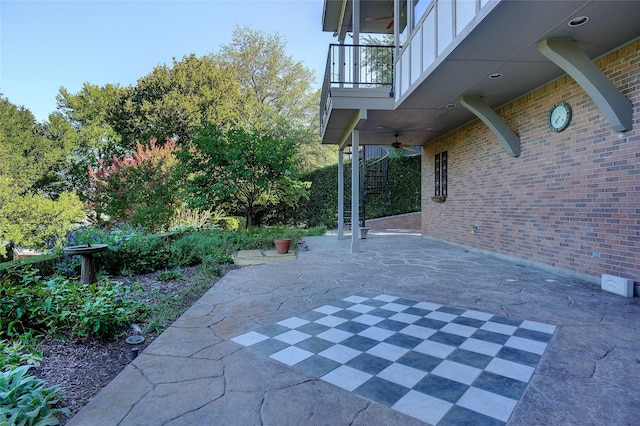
390;134;419;153
375;6;394;29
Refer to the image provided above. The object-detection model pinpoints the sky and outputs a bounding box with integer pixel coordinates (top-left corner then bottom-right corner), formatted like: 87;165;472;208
0;0;336;122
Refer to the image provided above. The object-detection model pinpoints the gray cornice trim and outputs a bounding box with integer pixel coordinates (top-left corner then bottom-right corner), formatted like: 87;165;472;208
538;38;632;132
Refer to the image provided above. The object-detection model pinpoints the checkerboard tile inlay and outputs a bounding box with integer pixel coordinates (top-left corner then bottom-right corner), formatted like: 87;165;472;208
232;293;555;425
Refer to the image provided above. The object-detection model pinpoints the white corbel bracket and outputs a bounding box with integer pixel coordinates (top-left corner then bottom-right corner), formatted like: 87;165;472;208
460;95;521;157
538;39;632;132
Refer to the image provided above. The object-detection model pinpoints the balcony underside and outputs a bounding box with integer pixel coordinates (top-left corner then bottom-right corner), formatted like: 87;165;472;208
321;0;640;147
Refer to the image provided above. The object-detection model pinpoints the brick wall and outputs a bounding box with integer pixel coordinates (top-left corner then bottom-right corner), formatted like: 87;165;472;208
422;39;639;286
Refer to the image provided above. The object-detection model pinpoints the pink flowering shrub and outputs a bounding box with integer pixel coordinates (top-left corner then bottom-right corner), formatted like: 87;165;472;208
89;139;180;231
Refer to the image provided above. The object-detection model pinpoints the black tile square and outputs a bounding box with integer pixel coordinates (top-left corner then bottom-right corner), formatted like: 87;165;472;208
414;317;447;330
497;346;541;366
428;331;467;346
295;336;335;353
346;353;392;375
354;377;409;407
513;328;553;342
413;375;468;403
394;297;419;306
295;354;341;377
452;316;485;328
396;351;442;372
383;333;423;349
367;308;396;318
404;307;432;317
297;310;326;321
249;338;289;355
361;299;387;308
333;300;356;308
436;306;466;315
473;371;528;400
341;335;379;351
375;319;409;332
447;349;492;369
336;320;370;334
295;322;330;336
490;316;522;327
332;309;361;320
471;329;510;345
256;324;290;337
439;405;505;426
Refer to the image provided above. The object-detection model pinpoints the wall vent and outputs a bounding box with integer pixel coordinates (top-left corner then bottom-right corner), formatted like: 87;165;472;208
601;274;634;297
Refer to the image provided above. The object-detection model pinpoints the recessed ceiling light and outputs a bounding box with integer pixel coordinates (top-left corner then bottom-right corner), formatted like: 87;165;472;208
490;73;503;79
568;16;589;27
365;17;372;23
446;103;456;108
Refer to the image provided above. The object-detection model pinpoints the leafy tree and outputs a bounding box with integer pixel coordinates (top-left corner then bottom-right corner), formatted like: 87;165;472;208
215;25;336;171
46;83;126;203
177;126;309;228
0;97;85;255
88;139;181;231
108;54;243;146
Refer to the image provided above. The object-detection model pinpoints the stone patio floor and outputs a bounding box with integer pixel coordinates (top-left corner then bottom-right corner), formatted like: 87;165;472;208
68;232;640;425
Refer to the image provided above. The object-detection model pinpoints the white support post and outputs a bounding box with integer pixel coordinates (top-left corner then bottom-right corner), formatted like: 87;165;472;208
337;148;344;239
351;130;360;253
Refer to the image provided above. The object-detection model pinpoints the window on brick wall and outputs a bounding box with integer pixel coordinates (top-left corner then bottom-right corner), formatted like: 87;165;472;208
434;151;447;197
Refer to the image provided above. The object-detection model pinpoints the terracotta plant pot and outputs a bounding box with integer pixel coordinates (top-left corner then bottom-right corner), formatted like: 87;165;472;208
274;238;292;254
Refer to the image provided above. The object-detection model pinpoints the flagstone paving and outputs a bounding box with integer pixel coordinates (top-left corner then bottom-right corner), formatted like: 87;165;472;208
68;232;640;425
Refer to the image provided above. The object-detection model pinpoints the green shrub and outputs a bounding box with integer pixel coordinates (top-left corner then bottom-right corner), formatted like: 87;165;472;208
0;365;69;425
0;255;61;285
212;217;241;232
0;272;145;339
0;340;42;373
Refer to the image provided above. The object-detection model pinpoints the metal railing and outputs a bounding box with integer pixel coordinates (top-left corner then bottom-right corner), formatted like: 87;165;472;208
320;44;395;133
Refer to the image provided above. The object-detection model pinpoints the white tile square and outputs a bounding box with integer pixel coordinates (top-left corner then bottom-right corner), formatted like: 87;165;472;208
269;346;313;366
276;316;309;329
432;360;481;385
413;301;442;311
343;295;368;303
400;324;437;339
352;314;384;325
313;305;341;315
315;315;347;327
366;342;410;361
231;331;268;346
506;336;547;355
413;340;456;358
441;322;476;337
393;390;452;425
381;302;409;312
322;365;372;391
458;387;518;422
389;312;421;324
377;363;427;388
461;309;493;321
274;330;311;345
317;328;353;343
481;321;518;335
459;338;502;356
358;326;395;341
373;294;398;302
319;344;361;363
426;311;457;322
486;358;535;382
521;320;556;334
347;304;376;313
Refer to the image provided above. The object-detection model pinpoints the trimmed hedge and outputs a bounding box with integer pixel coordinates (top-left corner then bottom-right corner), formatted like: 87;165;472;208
272;154;421;228
0;254;61;284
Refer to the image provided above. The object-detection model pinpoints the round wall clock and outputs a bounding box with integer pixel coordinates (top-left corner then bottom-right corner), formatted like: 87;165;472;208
549;101;572;132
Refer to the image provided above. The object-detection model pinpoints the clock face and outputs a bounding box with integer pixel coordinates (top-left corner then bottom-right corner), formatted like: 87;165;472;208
549;102;572;132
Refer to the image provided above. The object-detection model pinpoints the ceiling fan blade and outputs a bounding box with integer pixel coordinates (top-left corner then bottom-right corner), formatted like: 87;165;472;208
402;146;419;153
386;19;394;29
375;15;393;21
